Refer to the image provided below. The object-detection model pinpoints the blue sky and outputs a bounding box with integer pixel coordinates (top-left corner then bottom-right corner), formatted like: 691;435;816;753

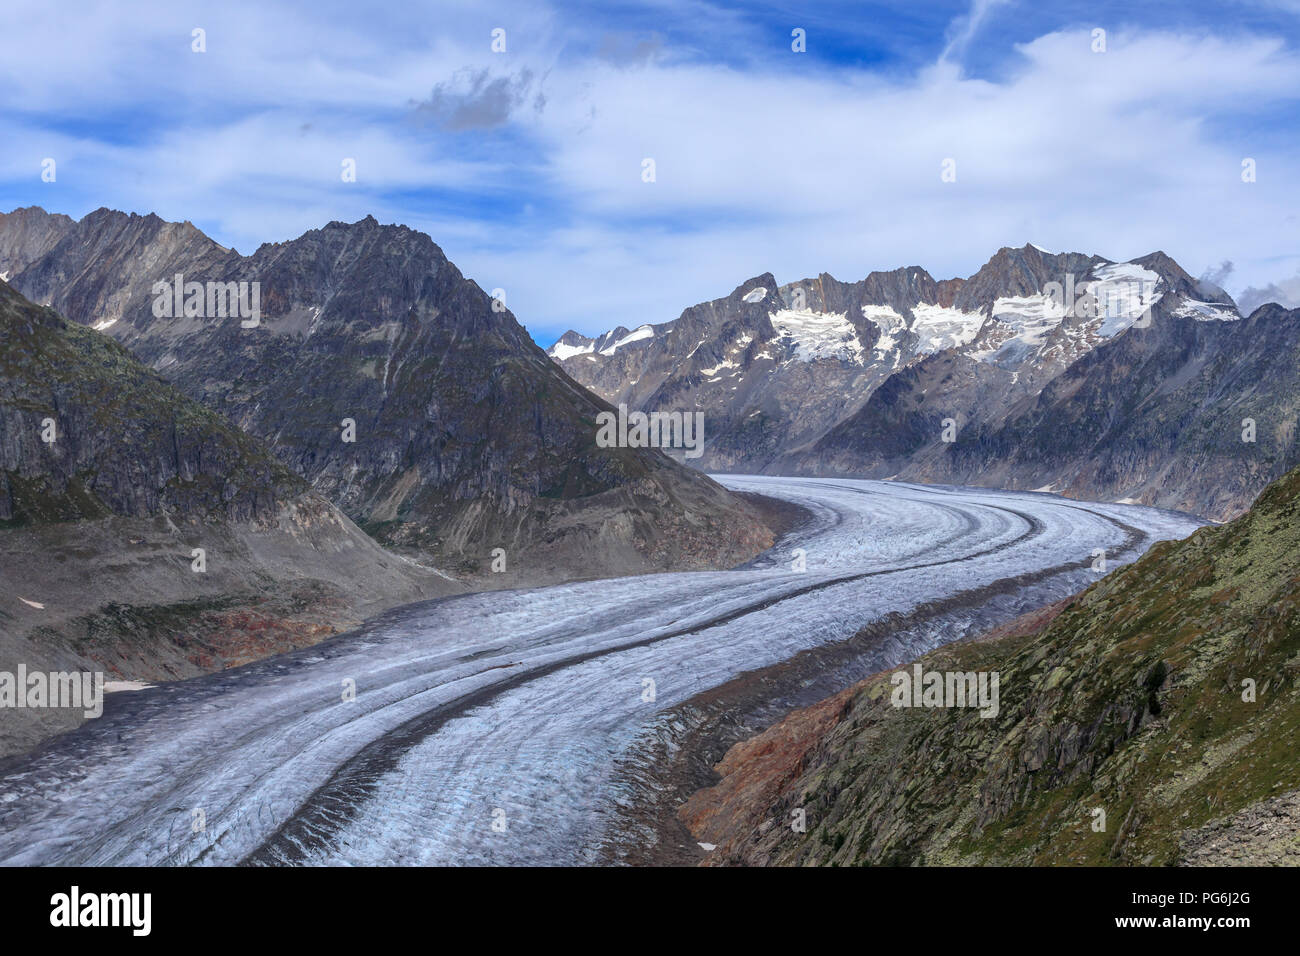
3;0;1300;345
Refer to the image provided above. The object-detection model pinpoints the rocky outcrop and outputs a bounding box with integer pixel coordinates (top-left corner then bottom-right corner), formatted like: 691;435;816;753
1178;788;1300;866
0;279;302;523
681;463;1300;866
677;682;858;862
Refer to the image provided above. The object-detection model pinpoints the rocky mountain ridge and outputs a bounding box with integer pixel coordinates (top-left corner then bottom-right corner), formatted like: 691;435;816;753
547;244;1295;519
0;206;773;582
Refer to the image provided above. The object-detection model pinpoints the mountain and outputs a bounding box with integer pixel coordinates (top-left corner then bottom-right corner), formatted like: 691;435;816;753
548;266;980;470
0;207;773;582
0;206;74;281
548;245;1293;520
680;461;1300;865
863;299;1300;520
0;279;459;755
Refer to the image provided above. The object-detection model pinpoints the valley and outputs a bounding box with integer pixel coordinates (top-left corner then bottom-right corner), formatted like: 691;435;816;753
1;207;1293;869
0;476;1201;865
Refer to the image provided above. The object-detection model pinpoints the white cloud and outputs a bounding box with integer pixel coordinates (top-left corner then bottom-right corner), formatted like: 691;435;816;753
499;26;1300;338
1;1;1298;344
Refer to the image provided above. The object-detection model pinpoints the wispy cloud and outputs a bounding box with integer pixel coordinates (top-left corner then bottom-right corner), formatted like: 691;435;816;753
1237;266;1300;313
940;0;1014;69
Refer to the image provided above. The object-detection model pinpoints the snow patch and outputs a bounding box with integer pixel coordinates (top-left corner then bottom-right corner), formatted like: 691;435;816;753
741;287;768;303
771;309;864;363
910;304;983;353
105;681;154;693
549;341;593;360
861;303;981;358
987;294;1066;354
599;325;655;355
1172;298;1240;322
860;304;904;327
1088;262;1163;337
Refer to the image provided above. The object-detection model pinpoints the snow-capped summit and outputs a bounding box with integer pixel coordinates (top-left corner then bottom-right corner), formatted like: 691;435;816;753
546;244;1247;485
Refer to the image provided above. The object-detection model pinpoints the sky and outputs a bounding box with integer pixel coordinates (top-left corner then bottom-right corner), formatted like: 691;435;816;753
3;0;1300;346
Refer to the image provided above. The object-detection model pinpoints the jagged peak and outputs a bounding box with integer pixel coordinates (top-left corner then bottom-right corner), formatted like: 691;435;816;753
242;215;451;267
1132;249;1192;280
730;272;779;300
871;264;933;279
324;213;382;230
39;206;445;265
552;329;593;347
1;205;72;221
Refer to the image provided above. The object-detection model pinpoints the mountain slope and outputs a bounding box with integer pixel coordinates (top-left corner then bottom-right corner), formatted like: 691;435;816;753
0;207;74;282
0;207;772;581
548;245;1194;474
548;265;988;470
0;279;459;755
943;302;1300;519
550;244;1290;519
680;463;1300;865
0;277;301;524
810;300;1300;520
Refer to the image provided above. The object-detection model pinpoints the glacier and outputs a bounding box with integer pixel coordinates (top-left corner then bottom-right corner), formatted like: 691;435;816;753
0;476;1204;866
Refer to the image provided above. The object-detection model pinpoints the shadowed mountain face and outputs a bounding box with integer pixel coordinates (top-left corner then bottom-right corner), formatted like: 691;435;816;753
548;244;1293;520
0;279;462;754
0;207;771;580
892;301;1300;520
0;278;302;525
680;462;1300;867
